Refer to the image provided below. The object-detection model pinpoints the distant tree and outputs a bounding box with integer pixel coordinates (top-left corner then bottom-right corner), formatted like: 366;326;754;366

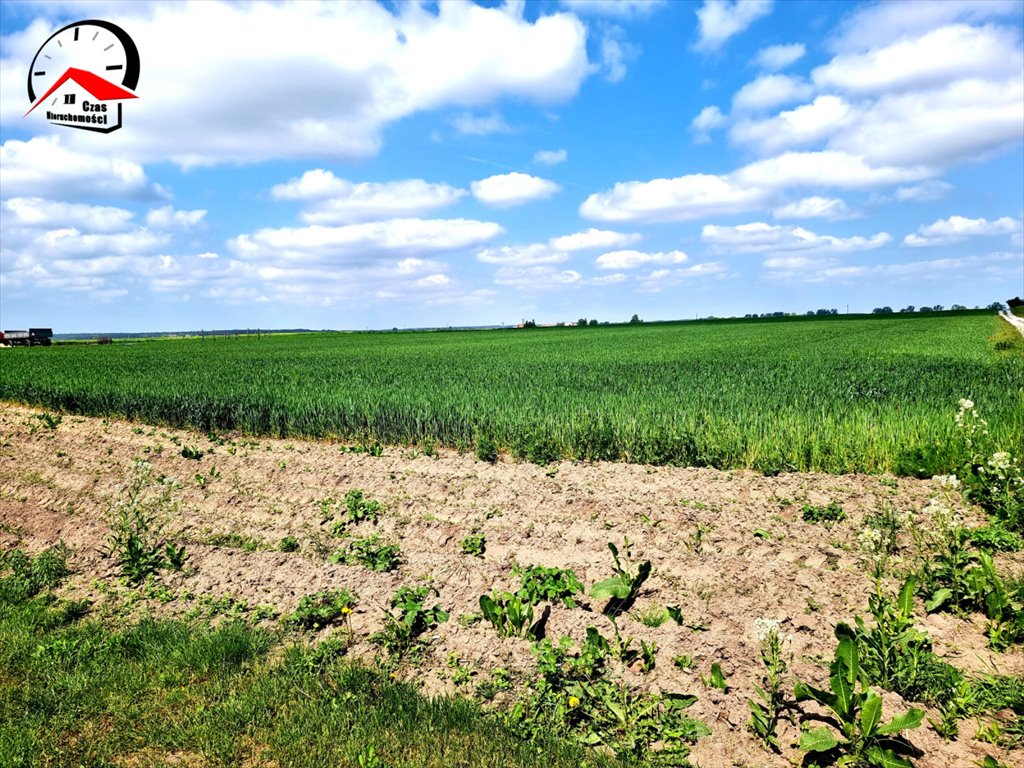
899;305;915;313
577;318;587;327
629;314;641;324
987;301;1005;311
522;319;537;329
951;304;967;311
589;318;598;326
872;306;893;314
806;310;815;316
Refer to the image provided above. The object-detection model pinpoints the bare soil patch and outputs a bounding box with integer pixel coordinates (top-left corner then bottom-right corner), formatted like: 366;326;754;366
1;403;1020;767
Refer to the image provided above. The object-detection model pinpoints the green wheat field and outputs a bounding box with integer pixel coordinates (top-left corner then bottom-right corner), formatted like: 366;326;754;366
3;312;1020;474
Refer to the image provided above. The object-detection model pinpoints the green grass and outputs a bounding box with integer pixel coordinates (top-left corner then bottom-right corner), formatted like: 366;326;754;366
1;312;1020;473
0;551;628;768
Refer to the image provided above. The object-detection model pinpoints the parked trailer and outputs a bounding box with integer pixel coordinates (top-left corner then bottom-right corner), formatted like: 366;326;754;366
1;328;53;347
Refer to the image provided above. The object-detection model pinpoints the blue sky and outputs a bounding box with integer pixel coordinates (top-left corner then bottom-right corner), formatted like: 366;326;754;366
1;0;1022;333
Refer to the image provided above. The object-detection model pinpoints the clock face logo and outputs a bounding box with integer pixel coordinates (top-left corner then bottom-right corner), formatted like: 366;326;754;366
25;19;140;133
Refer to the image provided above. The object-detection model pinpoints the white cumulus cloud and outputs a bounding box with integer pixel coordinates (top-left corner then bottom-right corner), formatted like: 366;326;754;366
2;197;134;231
813;24;1023;95
691;106;727;141
772;196;848;220
477;243;568;266
732;74;813;112
828;0;1022;54
599;26;637;83
694;0;774;52
636;262;727;292
145;207;207;229
494;265;582;290
595;249;688;270
271;171;466;223
550;228;642;251
730;95;853;154
590;273;628;285
580;172;770;223
580;150;930;223
734;151;932;189
827;76;1024;168
533;148;568;166
0;136;164;200
894;181;953;202
229;218;503;264
724;19;1024;174
451;112;513;136
702;222;891;254
754;43;805;70
471;172;560;208
904;215;1022;246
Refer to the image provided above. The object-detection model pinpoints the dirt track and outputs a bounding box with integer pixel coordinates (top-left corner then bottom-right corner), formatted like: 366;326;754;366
0;402;1020;767
1000;310;1024;336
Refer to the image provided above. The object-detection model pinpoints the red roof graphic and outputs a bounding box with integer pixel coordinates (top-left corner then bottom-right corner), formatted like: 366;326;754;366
25;67;137;116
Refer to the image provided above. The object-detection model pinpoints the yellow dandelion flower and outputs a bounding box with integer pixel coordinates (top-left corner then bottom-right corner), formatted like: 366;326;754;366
568;695;580;708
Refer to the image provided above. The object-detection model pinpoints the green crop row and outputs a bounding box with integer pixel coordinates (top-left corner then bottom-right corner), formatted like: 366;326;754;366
1;314;1020;474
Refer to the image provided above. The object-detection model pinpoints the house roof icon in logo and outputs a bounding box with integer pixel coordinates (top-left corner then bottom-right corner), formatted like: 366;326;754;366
25;67;137;133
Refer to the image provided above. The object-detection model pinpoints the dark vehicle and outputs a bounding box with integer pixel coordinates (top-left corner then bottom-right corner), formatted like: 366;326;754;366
1;328;53;347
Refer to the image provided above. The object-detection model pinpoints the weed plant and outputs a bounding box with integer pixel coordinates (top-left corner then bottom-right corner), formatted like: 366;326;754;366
284;589;356;630
590;539;651;617
748;618;791;752
460;533;485;557
330;535;400;572
795;624;925;768
371;586;449;661
101;460;187;583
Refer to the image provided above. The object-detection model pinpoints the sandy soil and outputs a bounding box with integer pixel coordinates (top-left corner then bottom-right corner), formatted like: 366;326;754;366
0;402;1020;768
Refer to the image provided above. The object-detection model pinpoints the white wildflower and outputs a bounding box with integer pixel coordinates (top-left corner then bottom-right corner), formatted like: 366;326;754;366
857;527;888;574
932;474;961;490
959;398;974;411
754;617;783;643
857;527;883;551
923;496;963;536
989;452;1012;472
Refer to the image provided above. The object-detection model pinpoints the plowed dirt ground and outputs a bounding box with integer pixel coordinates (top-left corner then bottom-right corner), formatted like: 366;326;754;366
1;403;1020;767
